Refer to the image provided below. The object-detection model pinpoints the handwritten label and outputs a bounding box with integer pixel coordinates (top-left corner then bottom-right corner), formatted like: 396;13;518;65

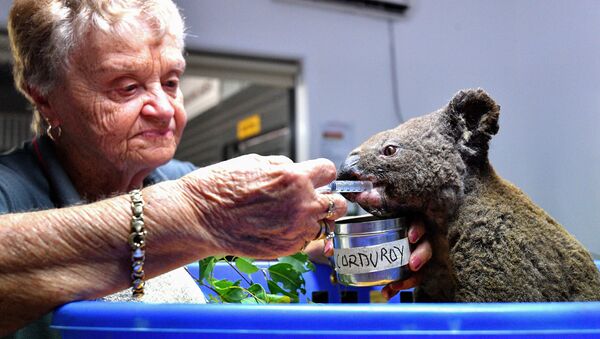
334;238;409;275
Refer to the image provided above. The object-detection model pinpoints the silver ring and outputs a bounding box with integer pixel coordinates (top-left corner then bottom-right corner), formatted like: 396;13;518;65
325;196;335;219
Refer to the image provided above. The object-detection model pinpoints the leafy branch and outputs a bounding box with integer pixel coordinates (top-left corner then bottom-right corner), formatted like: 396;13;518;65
198;253;316;304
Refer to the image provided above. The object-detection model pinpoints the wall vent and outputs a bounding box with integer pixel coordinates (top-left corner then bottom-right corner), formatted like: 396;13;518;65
275;0;409;18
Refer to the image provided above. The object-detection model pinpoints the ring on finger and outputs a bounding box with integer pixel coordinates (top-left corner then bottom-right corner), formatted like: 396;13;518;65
325;195;335;219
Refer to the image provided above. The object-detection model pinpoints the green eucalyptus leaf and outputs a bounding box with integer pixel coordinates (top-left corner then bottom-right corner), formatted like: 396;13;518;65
278;252;315;273
305;259;316;272
241;297;260;304
247;283;267;301
207;294;222;303
235;257;259;274
211;278;239;292
267;280;299;303
266;293;292;303
199;256;217;281
268;262;304;292
220;286;247;303
266;279;290;296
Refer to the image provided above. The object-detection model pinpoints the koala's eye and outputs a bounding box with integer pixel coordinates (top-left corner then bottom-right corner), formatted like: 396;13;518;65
382;145;399;156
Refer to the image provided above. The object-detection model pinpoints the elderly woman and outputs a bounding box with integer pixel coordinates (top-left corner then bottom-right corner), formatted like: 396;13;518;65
0;0;432;337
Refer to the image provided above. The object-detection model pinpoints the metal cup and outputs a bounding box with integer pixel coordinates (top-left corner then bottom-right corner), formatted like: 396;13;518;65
332;214;411;287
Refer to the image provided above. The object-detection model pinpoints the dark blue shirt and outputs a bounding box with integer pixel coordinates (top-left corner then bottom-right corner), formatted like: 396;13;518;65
0;135;196;338
0;135;195;213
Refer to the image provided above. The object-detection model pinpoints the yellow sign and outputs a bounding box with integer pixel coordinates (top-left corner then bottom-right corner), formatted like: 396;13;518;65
237;114;261;141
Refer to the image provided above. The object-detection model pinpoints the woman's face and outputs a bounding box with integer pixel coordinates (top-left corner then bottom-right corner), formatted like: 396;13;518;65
47;26;187;173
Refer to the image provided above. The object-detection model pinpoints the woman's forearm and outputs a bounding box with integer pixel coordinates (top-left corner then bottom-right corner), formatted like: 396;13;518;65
0;180;215;335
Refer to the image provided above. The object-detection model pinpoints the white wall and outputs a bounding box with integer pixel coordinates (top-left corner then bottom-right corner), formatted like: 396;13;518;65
0;0;8;24
1;0;598;255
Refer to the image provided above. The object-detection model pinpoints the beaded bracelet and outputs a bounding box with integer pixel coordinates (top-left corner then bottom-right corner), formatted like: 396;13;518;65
128;189;147;298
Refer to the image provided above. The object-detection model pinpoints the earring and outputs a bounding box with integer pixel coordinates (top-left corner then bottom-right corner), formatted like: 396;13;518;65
45;119;62;142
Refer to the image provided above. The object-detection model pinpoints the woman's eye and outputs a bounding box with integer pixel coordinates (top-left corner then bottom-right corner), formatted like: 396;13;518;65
121;84;138;95
163;79;179;90
382;145;398;156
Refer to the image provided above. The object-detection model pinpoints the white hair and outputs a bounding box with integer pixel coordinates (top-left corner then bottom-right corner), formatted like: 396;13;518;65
8;0;186;135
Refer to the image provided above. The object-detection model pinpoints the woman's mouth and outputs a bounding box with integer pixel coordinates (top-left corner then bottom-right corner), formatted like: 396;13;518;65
139;129;173;138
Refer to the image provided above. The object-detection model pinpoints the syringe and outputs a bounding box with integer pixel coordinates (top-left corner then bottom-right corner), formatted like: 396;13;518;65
316;180;373;194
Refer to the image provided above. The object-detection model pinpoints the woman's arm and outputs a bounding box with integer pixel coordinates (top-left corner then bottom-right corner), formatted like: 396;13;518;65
0;155;347;335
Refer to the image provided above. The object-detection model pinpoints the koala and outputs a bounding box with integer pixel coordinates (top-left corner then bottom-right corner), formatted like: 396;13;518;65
338;89;600;302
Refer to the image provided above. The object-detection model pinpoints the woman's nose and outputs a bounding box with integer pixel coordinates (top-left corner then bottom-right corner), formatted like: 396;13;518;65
141;87;175;121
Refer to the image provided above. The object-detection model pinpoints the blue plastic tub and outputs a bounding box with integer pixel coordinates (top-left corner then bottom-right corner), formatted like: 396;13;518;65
50;261;600;338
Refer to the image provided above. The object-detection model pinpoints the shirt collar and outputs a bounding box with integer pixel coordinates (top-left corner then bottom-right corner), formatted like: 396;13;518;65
34;135;164;207
34;135;82;207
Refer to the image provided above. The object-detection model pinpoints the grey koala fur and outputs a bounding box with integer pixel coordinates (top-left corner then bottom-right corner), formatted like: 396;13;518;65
338;89;600;302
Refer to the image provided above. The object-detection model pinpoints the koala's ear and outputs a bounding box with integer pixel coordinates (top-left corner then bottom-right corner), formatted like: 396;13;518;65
444;88;500;162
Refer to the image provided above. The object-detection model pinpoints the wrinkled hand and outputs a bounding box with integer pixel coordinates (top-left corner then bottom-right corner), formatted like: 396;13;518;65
178;154;347;259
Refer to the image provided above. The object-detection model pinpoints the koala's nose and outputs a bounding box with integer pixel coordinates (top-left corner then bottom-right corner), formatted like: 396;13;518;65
337;153;360;180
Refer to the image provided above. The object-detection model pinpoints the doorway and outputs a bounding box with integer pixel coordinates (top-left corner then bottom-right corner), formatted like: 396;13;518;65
0;31;32;152
176;51;299;167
